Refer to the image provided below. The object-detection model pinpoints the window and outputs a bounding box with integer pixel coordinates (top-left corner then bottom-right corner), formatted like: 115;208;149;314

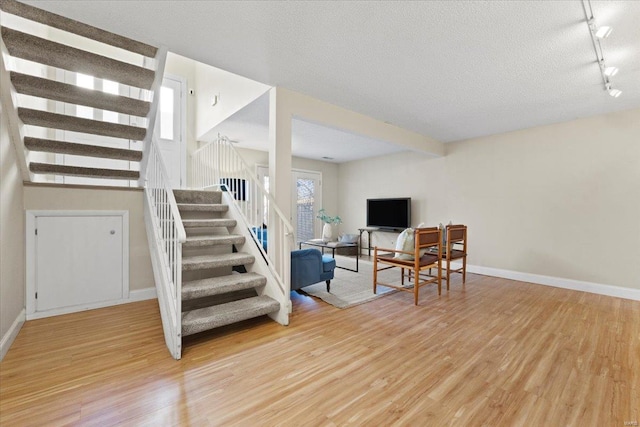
75;73;93;119
102;79;119;123
159;86;174;140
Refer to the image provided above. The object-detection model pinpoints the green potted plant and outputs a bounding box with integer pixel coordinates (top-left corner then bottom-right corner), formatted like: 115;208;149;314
317;209;342;241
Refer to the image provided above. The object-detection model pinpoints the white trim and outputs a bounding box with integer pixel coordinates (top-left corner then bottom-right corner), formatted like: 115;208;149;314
122;212;130;299
0;309;25;361
26;210;131;316
451;262;640;301
25;287;157;321
129;287;157;301
178;75;187;189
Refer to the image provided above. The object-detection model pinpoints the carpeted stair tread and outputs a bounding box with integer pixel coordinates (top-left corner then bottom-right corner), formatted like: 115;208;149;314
182;252;255;271
182;218;236;228
181;295;280;336
182;273;267;300
30;162;139;179
173;189;222;204
11;72;151;117
18;108;146;140
184;234;245;247
177;203;228;213
0;0;157;57
24;137;142;161
1;27;155;89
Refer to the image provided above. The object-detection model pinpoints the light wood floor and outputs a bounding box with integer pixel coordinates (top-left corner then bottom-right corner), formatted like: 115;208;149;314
1;273;639;426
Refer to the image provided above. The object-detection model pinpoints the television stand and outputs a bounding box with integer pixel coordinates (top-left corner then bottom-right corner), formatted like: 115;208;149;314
358;227;404;257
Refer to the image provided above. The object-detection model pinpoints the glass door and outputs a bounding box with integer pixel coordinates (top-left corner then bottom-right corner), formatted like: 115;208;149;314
256;166;322;243
292;170;322;243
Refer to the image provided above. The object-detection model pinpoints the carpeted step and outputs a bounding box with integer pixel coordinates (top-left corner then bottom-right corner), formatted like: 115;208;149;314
181;295;280;336
0;0;157;57
182;218;236;228
182;272;267;300
183;234;245;248
173;190;222;204
1;27;155;89
18;108;146;140
29;162;139;180
177;203;228;213
11;72;151;117
182;252;255;271
24;137;142;161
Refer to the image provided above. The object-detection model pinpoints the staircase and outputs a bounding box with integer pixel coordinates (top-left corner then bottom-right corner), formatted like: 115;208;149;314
0;0;165;184
2;0;291;360
176;189;280;336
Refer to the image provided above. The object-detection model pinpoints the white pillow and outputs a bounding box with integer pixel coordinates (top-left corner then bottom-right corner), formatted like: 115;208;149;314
394;228;415;260
340;234;359;243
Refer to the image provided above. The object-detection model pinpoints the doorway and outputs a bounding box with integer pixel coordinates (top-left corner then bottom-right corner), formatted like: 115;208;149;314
292;170;322;243
154;74;187;189
256;166;322;242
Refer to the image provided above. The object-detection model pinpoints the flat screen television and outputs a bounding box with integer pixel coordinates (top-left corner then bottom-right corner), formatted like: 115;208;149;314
366;198;411;230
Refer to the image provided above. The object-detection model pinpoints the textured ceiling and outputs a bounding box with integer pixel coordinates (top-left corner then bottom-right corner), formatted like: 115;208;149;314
25;0;640;143
203;93;407;163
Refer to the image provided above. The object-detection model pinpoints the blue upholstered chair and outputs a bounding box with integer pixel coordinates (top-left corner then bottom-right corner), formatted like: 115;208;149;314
291;248;336;292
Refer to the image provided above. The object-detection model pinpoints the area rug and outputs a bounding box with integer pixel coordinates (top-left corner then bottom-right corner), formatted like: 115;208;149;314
300;256;403;309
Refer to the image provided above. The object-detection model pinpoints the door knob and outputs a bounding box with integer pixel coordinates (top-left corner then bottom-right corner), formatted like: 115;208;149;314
110;230;116;235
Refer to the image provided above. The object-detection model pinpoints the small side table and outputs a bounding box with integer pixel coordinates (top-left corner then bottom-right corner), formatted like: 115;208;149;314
299;240;359;272
358;228;376;257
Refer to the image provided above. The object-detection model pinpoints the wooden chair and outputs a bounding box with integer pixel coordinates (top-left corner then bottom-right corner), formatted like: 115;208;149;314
443;224;467;290
373;227;441;305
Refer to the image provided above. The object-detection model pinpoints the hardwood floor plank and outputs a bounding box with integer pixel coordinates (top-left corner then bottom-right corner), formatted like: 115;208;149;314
1;273;639;426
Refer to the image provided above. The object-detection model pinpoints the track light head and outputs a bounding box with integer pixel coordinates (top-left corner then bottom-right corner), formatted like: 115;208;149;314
603;66;619;77
608;88;622;98
595;25;612;39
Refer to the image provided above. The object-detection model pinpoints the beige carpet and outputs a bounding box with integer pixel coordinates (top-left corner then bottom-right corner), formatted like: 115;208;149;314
300;256;407;309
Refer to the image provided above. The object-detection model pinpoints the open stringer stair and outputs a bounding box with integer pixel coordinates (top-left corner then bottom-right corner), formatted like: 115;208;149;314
0;0;164;185
176;189;280;338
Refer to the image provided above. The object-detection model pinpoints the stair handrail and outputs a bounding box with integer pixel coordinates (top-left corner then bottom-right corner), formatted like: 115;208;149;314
191;136;294;296
138;45;168;186
0;29;31;181
143;134;185;359
147;135;186;242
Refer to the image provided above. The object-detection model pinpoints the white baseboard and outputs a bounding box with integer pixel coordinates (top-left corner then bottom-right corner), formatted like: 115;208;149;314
129;287;157;302
1;309;25;361
26;287;158;320
452;262;640;301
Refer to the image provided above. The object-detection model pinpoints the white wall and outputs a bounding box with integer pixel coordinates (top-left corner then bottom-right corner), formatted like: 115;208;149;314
0;96;26;359
23;186;155;292
339;108;640;291
195;61;270;140
338;151;447;249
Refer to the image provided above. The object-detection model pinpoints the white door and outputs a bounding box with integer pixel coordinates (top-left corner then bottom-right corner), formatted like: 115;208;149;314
292;170;322;243
34;215;126;313
58;72;137;187
155;75;186;189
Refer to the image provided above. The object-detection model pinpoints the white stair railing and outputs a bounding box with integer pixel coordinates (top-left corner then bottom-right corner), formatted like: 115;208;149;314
191;136;294;317
143;135;185;359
